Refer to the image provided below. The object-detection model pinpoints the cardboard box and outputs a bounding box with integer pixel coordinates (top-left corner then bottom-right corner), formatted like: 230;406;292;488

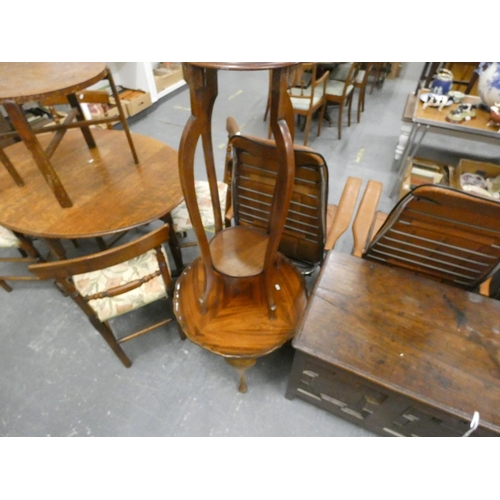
399;157;451;199
452;159;500;190
119;89;152;117
154;67;184;93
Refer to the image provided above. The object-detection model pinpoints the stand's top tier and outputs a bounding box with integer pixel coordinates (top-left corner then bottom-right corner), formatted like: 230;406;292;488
187;62;299;71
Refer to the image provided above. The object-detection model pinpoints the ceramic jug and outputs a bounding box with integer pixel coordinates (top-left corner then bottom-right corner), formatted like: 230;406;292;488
430;69;453;95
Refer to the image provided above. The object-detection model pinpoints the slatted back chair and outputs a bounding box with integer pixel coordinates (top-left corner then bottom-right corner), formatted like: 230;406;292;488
352;184;500;293
1;225;42;291
227;122;362;272
28;224;185;367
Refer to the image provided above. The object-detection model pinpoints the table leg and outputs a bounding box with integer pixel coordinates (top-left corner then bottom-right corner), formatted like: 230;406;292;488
106;67;139;164
161;213;184;275
67;94;97;149
0;146;24;186
391;124;428;198
3;100;73;208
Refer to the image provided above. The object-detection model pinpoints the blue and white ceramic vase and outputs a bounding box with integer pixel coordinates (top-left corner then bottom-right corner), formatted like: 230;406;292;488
430;69;453;95
477;62;500;109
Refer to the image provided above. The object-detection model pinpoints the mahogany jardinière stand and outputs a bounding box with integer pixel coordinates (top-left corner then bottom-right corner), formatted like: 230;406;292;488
174;62;308;392
0;62;137;208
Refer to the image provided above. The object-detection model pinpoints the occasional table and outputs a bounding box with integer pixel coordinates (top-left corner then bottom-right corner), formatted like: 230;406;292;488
0;128;184;270
392;90;500;197
286;251;500;437
0;62;136;207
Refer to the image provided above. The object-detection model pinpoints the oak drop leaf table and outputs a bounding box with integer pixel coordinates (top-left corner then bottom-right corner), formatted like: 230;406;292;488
0;128;184;270
0;62;137;207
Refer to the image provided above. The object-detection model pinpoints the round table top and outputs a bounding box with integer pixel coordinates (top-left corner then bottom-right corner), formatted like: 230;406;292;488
0;128;183;239
187;62;300;71
0;62;107;104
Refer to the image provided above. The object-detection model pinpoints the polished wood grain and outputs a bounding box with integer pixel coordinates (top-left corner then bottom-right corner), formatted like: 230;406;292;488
0;63;137;207
0;128;183;238
287;251;500;436
174;253;307;392
177;63;306;391
0;62;106;104
179;62;299;319
210;226;268;277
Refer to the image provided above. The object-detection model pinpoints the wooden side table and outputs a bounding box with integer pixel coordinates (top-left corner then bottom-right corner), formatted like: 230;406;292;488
286;251;500;436
0;62;137;207
174;62;308;392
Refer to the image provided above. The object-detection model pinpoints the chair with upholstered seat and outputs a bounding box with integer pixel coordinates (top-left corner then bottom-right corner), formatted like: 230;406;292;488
287;63;329;146
1;225;42;292
29;224;185;367
352;63;373;123
351;183;500;295
324;62;359;140
369;62;391;94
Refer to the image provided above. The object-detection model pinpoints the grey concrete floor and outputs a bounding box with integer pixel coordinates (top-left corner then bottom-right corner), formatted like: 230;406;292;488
2;63;497;437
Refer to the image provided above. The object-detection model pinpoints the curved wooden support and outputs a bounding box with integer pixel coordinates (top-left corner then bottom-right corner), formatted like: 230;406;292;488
225;358;257;393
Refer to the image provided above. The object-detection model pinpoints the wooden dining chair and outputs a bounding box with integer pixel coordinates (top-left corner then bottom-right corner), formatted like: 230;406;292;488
226;118;362;274
351;183;500;295
369;62;391;94
28;224;185;367
1;225;42;292
352;63;373;123
325;62;359;140
287;63;330;146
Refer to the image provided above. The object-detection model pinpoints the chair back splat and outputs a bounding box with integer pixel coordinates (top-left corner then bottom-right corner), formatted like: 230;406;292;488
359;185;500;290
229;133;329;270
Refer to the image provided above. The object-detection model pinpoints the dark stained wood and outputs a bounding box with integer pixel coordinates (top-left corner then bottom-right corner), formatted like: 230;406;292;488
0;128;183;239
286;251;500;436
189;63;299;71
360;185;500;291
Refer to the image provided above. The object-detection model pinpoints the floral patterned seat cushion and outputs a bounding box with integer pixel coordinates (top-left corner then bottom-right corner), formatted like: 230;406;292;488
73;248;170;322
170;180;228;233
0;225;20;249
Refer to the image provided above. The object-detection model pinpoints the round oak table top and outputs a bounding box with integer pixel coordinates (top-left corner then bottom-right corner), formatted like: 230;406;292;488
0;62;107;104
0;128;183;239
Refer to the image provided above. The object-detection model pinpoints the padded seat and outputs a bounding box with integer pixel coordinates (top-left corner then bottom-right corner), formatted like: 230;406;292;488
0;225;20;248
170;180;228;233
73;248;170;322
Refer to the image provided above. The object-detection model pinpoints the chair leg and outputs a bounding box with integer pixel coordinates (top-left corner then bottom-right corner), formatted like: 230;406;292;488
338;103;344;140
348;94;353;127
0;279;13;292
317;104;326;138
93;319;133;368
303;114;312;146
